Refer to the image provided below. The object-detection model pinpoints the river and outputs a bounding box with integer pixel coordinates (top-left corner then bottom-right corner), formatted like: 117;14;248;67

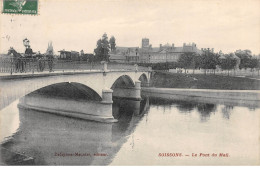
0;94;259;165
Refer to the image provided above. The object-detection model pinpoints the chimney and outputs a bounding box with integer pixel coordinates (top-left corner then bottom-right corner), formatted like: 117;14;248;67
172;43;174;48
183;43;186;47
211;48;214;52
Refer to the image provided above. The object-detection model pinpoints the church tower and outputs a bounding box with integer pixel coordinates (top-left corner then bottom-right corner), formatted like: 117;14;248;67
46;41;54;55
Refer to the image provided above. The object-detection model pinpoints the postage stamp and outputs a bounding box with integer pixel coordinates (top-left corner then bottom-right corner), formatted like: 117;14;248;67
2;0;38;15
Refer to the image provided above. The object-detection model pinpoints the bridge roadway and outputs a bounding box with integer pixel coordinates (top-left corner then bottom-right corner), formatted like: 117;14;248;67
0;64;151;122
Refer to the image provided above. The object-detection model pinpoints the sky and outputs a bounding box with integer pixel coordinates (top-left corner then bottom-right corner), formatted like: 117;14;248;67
1;0;260;55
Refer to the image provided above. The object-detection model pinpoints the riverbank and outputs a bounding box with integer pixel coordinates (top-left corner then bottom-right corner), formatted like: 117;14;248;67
150;71;260;90
142;87;260;108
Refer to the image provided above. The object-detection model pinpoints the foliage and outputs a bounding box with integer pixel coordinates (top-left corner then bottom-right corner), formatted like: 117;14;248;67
235;49;252;69
138;62;178;70
235;50;260;72
199;50;220;70
193;53;202;69
94;33;110;61
177;52;195;69
109;36;116;52
248;58;259;71
219;53;237;72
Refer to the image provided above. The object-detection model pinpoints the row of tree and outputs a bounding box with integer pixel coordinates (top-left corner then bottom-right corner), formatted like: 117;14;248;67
139;50;259;75
176;50;259;75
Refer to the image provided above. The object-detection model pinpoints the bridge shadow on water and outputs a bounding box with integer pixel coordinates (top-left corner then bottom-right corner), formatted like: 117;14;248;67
0;95;149;165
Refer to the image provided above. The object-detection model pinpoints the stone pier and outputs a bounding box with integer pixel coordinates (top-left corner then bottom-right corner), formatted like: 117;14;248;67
112;81;141;100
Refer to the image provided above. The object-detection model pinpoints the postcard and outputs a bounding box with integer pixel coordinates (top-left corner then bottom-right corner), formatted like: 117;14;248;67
0;0;260;166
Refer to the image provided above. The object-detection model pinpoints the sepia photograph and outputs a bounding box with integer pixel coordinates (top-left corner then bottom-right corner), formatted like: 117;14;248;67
0;0;260;166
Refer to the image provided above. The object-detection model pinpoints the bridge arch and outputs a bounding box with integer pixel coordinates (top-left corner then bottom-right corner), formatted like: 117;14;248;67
138;73;149;87
108;74;141;100
111;75;135;89
28;82;102;101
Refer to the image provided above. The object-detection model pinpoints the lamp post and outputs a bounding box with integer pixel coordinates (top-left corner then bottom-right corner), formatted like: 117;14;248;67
166;50;168;71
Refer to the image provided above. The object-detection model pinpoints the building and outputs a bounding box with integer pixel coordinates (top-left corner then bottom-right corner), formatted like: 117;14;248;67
109;38;202;64
140;42;201;63
200;48;214;54
79;49;94;61
58;49;80;61
142;38;150;49
109;46;140;63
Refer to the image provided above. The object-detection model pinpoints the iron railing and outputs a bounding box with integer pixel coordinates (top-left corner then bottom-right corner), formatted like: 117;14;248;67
0;57;149;75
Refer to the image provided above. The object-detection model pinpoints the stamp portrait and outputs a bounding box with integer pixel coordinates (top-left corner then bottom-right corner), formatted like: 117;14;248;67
2;0;38;15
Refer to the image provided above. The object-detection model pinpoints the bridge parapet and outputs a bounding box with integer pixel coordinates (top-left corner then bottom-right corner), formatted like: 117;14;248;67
0;57;150;76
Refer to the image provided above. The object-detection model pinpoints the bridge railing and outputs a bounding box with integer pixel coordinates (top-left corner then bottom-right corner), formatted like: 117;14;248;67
0;57;150;75
107;62;149;72
0;57;53;74
0;57;13;73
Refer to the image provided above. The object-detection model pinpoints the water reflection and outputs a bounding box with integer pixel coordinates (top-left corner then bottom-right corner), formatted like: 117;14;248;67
112;98;149;143
221;106;234;120
148;97;197;113
197;103;217;122
148;97;217;121
111;96;260;165
0;97;149;165
0;94;259;165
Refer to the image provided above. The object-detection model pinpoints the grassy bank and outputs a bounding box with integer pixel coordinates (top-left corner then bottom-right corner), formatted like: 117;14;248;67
150;71;260;90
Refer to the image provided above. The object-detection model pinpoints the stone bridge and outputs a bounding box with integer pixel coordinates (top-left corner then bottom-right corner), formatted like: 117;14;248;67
0;65;151;122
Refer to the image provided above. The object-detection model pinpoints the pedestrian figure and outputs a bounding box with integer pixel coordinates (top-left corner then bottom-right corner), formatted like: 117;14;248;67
18;57;25;73
36;51;45;72
46;41;54;72
25;45;33;58
47;55;54;72
14;56;19;72
39;57;45;72
23;45;34;72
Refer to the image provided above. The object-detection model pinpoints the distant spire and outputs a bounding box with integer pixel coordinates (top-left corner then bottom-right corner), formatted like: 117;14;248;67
46;41;54;55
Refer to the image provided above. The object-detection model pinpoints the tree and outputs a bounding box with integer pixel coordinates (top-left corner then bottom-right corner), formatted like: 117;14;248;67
177;52;195;73
256;57;260;76
235;49;252;69
199;49;220;75
94;33;110;62
109;36;116;52
219;53;237;76
248;58;258;70
248;58;259;76
94;39;102;61
191;53;202;74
